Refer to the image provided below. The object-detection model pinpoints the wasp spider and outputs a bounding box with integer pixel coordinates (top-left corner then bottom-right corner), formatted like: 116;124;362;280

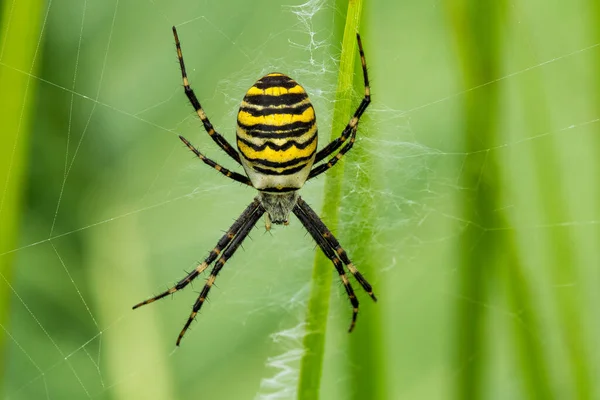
133;27;377;346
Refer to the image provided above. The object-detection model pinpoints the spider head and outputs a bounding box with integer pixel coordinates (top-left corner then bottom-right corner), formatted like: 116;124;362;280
258;191;299;227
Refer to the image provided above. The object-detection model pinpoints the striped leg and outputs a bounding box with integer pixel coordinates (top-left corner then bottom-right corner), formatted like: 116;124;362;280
311;33;370;169
172;26;242;165
132;199;262;310
308;126;357;180
179;136;252;186
296;197;377;301
176;200;265;345
293;200;360;332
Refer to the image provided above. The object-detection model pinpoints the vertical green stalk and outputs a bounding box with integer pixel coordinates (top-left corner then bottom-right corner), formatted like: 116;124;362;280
344;10;385;400
0;0;46;390
448;2;557;398
509;35;591;400
590;3;600;398
508;6;592;398
524;70;592;400
445;1;504;399
346;145;385;400
297;1;364;399
503;231;553;400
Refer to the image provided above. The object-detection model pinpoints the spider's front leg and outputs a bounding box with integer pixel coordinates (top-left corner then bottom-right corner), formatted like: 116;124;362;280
172;26;242;165
309;33;371;180
178;135;252;186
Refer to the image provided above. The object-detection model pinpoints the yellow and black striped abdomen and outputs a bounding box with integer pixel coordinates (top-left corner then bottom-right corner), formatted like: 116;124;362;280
237;73;317;192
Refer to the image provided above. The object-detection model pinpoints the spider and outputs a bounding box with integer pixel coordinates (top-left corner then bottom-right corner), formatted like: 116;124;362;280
133;27;377;346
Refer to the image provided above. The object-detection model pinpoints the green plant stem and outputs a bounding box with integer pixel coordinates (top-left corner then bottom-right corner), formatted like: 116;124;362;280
591;3;600;398
0;0;46;391
445;1;505;399
503;230;553;400
344;15;385;400
508;18;588;397
448;2;558;399
296;1;364;399
506;4;592;397
346;150;385;400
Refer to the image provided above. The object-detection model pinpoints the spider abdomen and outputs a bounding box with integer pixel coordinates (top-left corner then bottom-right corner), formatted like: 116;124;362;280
237;73;318;192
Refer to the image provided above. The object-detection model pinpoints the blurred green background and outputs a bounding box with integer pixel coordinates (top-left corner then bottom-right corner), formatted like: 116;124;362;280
1;0;599;399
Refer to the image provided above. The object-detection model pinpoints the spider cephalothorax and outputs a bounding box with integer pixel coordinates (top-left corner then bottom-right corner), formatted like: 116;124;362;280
257;192;298;225
133;26;376;346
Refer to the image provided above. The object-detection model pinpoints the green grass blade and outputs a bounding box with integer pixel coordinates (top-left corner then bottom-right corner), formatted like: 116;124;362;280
591;3;600;397
343;20;386;400
503;233;554;400
0;0;46;389
504;14;591;397
296;1;364;399
345;149;386;400
447;1;579;399
445;1;506;398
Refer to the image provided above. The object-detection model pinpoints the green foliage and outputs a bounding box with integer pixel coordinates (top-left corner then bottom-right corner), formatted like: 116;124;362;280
297;1;365;399
1;1;599;399
0;0;45;390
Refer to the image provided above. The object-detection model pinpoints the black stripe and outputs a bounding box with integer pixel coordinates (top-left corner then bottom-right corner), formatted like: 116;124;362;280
260;186;299;193
238;126;317;139
243;93;307;107
241;151;315;168
239;102;312;117
237;119;314;134
254;75;298;89
237;134;317;151
252;163;309;176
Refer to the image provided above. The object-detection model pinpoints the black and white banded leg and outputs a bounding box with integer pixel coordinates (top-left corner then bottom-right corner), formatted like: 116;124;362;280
173;26;242;165
294;197;374;332
176;200;265;345
133;199;264;345
296;197;376;301
309;33;370;179
179;136;251;186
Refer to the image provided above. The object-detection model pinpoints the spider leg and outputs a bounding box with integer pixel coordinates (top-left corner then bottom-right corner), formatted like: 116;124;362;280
308;125;357;180
310;33;370;172
132;199;262;310
179;135;252;186
172;26;242;165
293;198;360;332
176;199;265;345
296;197;376;301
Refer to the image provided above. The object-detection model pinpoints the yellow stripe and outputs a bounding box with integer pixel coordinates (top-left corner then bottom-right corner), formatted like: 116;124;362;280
246;84;306;96
237;139;317;165
238;107;314;127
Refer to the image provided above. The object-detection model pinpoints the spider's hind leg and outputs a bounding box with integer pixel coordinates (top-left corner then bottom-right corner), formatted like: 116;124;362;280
132;199;262;310
296;197;376;301
175;199;265;345
293;197;372;332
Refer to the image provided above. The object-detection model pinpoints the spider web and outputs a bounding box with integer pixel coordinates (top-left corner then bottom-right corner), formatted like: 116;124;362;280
1;0;599;399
